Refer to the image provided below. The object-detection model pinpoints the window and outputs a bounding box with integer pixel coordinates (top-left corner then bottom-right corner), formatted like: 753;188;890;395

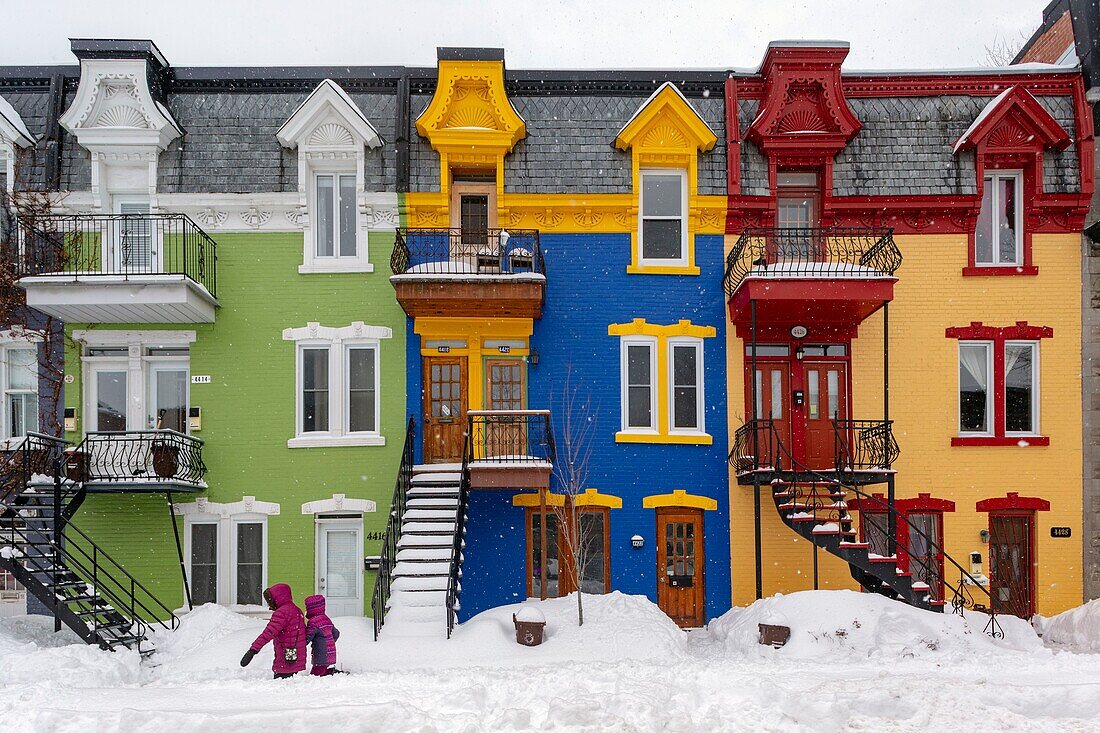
235;521;265;606
669;339;704;433
188;522;218;606
975;171;1022;267
639;170;687;265
315;173;357;259
948;322;1049;446
958;342;992;434
2;346;37;440
526;504;613;598
621;338;656;431
115;200;153;273
284;322;391;448
776;171;819;229
610;319;715;444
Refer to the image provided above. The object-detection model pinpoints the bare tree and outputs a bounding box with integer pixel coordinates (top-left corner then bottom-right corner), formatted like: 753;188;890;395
983;32;1028;67
549;365;599;626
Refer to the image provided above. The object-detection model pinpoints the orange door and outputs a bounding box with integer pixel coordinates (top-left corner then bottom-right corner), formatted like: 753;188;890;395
423;357;467;463
656;507;705;627
747;362;791;467
803;361;847;470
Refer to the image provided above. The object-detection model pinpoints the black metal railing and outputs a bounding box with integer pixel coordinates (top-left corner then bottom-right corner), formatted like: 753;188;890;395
72;430;206;486
14;213;218;297
833;420;900;473
391;228;544;277
730;419;781;474
446;428;473;639
0;433;69;512
467;410;556;465
372;418;415;641
722;227;902;295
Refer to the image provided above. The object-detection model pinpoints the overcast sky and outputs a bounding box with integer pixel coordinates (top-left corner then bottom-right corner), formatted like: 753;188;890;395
0;0;1050;70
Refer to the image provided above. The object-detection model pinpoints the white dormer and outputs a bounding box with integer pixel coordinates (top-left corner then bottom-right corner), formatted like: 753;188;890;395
59;57;181;209
278;79;383;274
0;94;35;190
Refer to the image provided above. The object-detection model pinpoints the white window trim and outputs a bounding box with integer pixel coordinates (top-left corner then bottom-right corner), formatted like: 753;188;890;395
0;338;39;443
619;336;659;435
231;514;269;608
638;169;688;267
283;322;391;448
977;170;1023;267
667;337;706;436
958;340;994;437
1004;340;1041;437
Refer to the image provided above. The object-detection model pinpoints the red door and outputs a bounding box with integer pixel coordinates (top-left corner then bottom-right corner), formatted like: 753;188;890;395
747;361;791;467
802;361;848;470
990;514;1035;618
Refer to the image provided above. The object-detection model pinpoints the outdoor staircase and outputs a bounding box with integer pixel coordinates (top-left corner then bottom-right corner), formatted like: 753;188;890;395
772;478;940;612
0;435;177;655
383;464;465;637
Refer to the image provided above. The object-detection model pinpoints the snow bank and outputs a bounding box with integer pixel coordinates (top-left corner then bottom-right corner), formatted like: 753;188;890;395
1039;598;1100;652
0;615;141;687
709;590;1042;662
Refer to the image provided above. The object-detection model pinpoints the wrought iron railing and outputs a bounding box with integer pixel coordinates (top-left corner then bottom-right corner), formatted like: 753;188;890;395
14;213;218;297
467;410;556;465
730;419;781;474
0;433;69;512
72;430;206;486
833;420;900;473
391;228;544;277
372;418;415;641
722;227;902;295
446;428;473;639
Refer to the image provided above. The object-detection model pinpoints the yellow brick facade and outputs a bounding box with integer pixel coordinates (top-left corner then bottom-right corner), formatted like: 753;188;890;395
726;231;1083;616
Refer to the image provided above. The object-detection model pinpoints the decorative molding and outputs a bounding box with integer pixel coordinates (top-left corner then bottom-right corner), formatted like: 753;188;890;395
240;208;272;229
173;496;282;518
72;329;197;347
953;86;1072;154
614;83;717;154
282;321;393;343
416;59;526;158
301;493;378;515
276;79;382;151
59;59;181;150
641;489;718;511
608;318;717;339
944;320;1053;341
975;492;1051;513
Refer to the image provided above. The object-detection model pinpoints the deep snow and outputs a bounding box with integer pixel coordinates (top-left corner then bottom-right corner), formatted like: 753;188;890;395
2;590;1099;732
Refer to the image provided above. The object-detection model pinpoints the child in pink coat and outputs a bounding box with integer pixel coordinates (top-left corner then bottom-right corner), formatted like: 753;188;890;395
304;594;341;676
240;583;306;678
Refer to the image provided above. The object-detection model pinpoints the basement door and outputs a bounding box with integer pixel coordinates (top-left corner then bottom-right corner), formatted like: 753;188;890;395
424;356;468;463
656;507;705;627
316;518;363;617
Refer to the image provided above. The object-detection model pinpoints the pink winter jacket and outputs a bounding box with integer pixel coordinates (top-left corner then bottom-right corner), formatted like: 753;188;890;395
249;583;307;675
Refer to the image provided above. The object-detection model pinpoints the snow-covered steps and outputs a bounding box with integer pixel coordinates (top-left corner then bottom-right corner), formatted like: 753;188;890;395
387;588;449;608
396;547;454;562
391;575;450;592
393;560;451;577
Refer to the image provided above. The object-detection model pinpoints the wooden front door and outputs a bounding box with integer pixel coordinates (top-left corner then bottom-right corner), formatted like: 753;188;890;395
748;361;791;467
990;514;1034;618
423;357;467;463
803;361;848;469
656;507;705;627
485;358;526;457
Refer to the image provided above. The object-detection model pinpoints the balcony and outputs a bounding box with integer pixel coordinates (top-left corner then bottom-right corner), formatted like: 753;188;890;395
390;228;545;318
67;430;207;491
723;228;901;329
467;410;554;489
730;417;897;487
13;214;219;323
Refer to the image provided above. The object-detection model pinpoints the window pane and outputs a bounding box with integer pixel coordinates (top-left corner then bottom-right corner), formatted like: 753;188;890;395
1005;344;1035;433
460;195;489;232
627;345;651;385
827;370;839;419
777;198;813;229
7;348;35;390
975;180;993;265
959;343;989;433
324;530;358;599
807;370;820;420
530;512;559;598
672;345;698;430
190;524;217;606
997;176;1019;264
628;386;652;428
7;393;35;438
579;512;607;594
339;175;356;257
672;345;697;387
770;369;783;420
316;175;334;257
642;174;682;217
236;523;263;606
348;347;376;433
302;348;329;433
641;219;682;260
626;344;652;428
96;371;128;431
154;369;188;433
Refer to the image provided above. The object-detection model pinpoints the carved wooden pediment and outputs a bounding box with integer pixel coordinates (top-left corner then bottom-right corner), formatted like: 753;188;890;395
953;86;1071;154
416;59;526;156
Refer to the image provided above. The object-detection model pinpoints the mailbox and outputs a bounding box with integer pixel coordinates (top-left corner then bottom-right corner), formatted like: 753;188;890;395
668;575;693;588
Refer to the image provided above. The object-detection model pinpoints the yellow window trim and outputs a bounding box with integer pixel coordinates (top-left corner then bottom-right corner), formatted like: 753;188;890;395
626;264;701;276
642;489;718;511
608;319;716;444
512;489;623;509
512;492;566;508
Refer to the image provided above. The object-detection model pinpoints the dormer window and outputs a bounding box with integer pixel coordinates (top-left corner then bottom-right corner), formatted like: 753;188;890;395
975;171;1022;267
639;169;687;265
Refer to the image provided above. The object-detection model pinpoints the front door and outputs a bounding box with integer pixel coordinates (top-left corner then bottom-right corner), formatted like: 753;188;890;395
748;361;791;467
424;356;467;463
112;200;156;273
148;364;189;432
990;514;1034;618
803;361;848;469
484;358;526;457
656;507;705;627
317;520;363;617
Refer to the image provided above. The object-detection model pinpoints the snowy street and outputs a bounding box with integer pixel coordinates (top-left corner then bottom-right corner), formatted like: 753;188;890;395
3;591;1100;732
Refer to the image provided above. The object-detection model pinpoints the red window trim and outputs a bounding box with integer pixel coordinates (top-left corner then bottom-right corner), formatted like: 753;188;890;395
975;492;1051;513
946;321;1052;445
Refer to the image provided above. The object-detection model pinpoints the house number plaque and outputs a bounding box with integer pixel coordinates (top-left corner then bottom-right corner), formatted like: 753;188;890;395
191;375;212;384
1051;527;1071;538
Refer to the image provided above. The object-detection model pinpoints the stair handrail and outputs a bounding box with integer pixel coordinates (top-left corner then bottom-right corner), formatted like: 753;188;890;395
372;417;415;640
832;419;900;474
446;424;473;639
734;419;1002;637
0;433;69;510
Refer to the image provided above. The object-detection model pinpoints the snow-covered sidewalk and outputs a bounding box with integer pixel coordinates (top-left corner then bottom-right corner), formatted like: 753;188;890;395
3;591;1100;732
